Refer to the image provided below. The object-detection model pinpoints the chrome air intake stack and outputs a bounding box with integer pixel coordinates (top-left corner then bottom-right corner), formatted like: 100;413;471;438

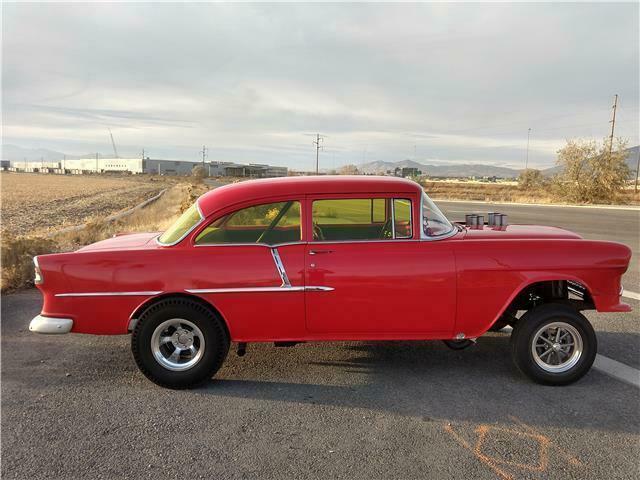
487;212;509;227
465;214;484;228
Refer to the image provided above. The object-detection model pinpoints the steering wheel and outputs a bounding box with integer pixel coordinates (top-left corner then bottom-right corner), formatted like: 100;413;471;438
313;222;325;241
380;218;393;239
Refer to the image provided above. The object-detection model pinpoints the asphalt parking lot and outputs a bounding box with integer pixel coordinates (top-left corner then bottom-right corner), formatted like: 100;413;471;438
2;202;639;480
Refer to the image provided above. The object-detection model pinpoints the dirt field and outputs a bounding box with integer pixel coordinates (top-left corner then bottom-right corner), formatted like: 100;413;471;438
0;173;170;237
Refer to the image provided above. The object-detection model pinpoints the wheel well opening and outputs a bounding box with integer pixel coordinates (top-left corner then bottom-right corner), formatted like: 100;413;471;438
507;280;595;315
129;293;230;338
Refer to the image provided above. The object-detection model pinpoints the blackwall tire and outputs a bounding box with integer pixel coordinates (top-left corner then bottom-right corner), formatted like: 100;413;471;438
131;298;229;389
510;304;596;386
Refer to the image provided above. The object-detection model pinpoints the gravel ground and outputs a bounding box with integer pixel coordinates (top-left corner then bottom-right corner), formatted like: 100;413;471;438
1;290;639;480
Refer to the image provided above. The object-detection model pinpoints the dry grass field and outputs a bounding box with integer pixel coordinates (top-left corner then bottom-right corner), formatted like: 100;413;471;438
0;173;206;291
0;173;171;237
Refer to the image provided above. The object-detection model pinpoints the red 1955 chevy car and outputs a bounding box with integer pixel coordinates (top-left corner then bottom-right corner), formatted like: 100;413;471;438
29;176;631;389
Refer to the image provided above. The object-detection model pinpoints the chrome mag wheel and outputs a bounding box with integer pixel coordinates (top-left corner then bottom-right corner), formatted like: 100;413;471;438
531;321;583;373
151;318;205;371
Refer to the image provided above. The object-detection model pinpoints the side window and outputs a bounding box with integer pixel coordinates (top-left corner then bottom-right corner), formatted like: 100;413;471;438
393;198;412;239
312;198;412;241
195;201;301;245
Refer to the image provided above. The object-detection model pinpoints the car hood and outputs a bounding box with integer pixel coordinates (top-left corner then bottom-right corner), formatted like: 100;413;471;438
462;224;582;240
77;232;161;252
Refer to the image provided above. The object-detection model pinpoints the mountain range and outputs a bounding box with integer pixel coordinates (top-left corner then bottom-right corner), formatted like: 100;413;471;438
358;159;522;178
1;144;111;163
359;146;639;178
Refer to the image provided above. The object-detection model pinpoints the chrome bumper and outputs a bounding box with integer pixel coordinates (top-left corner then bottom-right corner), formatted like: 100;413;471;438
29;315;73;334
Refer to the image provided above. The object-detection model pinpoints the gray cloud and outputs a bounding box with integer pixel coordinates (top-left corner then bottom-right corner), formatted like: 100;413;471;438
2;3;638;169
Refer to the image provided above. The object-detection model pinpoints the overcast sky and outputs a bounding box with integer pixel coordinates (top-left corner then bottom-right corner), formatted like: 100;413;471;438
2;2;639;170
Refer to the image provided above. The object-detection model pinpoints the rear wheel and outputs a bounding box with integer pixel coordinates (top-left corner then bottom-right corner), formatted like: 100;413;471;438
131;298;229;389
510;304;596;385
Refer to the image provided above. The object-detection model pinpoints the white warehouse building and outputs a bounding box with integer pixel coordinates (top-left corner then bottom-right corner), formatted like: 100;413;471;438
59;158;288;177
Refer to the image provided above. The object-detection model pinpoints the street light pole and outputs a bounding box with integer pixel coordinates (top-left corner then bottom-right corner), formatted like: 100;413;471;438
525;128;531;170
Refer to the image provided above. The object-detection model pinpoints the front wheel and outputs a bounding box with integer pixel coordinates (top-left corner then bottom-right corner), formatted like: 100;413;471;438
510;304;596;386
131;298;230;389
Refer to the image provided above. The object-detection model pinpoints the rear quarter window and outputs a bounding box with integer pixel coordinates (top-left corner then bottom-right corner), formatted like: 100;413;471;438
158;204;202;245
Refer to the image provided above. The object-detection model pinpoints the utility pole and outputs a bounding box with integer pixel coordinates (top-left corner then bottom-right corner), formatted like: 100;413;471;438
63;154;66;171
608;94;618;155
96;152;99;173
313;134;324;174
634;147;640;193
525;128;531;170
141;149;145;160
200;145;207;166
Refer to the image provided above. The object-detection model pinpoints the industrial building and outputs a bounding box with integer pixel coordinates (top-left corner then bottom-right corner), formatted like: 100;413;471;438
8;157;288;178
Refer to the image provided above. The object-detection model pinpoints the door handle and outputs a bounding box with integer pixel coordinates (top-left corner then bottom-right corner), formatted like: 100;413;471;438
309;249;333;255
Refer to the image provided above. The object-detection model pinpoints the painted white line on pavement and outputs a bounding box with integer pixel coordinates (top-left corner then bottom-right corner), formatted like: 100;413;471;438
499;327;638;388
622;290;640;301
593;354;640;389
432;198;640;211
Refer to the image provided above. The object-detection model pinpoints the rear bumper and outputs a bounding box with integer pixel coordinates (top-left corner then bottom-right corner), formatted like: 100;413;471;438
29;315;73;334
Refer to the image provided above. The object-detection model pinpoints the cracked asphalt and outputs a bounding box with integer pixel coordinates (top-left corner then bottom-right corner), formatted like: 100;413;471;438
1;202;639;480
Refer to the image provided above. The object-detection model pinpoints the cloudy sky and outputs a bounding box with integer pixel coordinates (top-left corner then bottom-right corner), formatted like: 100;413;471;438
2;2;638;170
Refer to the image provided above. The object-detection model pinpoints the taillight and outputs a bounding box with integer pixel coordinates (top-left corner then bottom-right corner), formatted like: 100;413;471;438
34;256;43;285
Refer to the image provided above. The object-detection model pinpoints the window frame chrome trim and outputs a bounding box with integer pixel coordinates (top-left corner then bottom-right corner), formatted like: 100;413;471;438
391;198;396;239
55;291;163;298
310;196;417;243
193;199;303;247
270;248;291;287
419;191;458;242
155;201;204;247
193;241;305;248
392;198;413;240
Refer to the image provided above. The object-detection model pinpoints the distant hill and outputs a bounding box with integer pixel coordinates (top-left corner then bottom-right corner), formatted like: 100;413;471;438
1;144;111;163
542;145;639;177
359;159;521;178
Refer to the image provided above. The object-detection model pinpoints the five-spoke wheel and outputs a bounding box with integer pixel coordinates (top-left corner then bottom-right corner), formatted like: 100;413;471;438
132;298;229;389
511;304;596;385
151;318;205;371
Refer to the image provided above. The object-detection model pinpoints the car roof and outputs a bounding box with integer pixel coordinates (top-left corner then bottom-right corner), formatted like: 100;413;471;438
198;175;421;217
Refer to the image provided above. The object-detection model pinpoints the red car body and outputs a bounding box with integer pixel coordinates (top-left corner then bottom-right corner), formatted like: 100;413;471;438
32;176;631;343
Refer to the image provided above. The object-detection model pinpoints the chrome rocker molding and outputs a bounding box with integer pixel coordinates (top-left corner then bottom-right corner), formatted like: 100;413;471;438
186;285;333;294
29;315;73;334
55;291;162;298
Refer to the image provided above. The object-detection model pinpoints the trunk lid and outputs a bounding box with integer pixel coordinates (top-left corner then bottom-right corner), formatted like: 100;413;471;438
76;232;161;252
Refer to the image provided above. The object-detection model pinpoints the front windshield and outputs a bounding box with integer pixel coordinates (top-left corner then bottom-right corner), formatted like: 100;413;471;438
157;203;202;245
421;192;454;238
